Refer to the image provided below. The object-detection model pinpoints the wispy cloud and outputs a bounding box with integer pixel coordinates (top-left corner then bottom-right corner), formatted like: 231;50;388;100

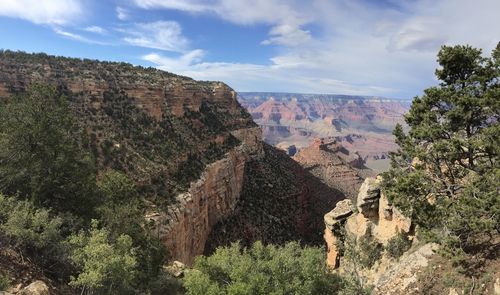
0;0;83;25
116;6;129;20
122;21;189;52
84;25;107;35
53;28;107;45
138;0;500;98
133;0;313;48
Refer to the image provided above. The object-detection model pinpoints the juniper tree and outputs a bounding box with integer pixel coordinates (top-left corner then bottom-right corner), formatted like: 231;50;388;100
383;43;499;262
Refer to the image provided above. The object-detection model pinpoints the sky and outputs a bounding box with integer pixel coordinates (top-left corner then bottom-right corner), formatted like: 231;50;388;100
0;0;499;99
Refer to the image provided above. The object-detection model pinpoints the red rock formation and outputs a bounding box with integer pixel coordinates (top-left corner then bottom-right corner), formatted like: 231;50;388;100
238;92;409;171
293;138;370;199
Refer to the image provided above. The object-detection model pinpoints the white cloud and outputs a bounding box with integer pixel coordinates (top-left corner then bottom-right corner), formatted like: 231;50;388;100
137;0;500;98
54;28;107;45
0;0;82;25
133;0;312;48
122;21;189;52
262;24;311;46
84;26;106;35
116;6;129;20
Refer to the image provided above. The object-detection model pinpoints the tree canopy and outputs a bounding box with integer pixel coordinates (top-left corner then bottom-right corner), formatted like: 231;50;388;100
0;84;97;216
383;43;499;265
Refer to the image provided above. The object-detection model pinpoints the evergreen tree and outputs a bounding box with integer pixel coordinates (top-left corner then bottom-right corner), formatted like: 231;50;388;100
383;43;499;263
0;84;97;216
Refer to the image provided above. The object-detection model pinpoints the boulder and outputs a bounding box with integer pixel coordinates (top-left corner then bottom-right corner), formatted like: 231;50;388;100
324;199;353;230
19;281;49;295
357;177;382;217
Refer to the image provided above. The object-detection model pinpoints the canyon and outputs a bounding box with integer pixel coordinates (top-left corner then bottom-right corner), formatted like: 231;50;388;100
238;92;410;172
0;52;342;266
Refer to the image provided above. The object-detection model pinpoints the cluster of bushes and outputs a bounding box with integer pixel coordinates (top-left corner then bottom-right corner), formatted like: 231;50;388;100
0;85;166;294
184;241;370;295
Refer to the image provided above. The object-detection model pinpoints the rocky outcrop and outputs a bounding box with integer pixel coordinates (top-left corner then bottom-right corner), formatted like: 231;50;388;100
324;176;412;269
19;281;49;295
373;243;439;294
324;199;354;268
293;138;370;200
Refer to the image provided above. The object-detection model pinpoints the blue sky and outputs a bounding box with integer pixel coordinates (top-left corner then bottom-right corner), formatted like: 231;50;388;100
0;0;499;99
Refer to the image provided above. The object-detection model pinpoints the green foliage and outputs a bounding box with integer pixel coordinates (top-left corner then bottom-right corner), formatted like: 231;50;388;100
383;43;500;266
68;220;138;294
441;169;500;266
96;170;166;285
0;84;97;216
0;273;10;291
0;194;66;271
386;232;412;259
348;234;383;269
184;241;345;295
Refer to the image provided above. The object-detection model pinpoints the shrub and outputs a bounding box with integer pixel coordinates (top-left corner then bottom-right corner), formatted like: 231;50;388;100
357;236;383;268
343;231;383;269
184;241;345;295
68;220;138;295
0;194;66;271
386;232;412;258
0;274;10;291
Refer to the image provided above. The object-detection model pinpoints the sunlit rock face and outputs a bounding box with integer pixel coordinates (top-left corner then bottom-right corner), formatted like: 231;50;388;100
238;92;410;172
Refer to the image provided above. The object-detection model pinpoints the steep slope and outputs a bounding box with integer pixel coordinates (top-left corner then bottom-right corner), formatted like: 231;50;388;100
0;51;262;265
205;143;346;252
0;51;337;266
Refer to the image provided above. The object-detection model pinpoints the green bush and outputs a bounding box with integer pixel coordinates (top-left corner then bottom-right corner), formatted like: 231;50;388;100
0;274;10;291
184;241;345;295
357;236;383;268
386;233;412;258
0;195;66;269
68;220;138;295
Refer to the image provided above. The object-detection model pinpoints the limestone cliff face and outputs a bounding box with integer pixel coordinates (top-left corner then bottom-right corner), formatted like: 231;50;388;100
147;127;263;264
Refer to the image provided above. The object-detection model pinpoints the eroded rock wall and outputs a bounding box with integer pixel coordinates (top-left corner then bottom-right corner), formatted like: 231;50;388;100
147;127;263;264
324;176;412;269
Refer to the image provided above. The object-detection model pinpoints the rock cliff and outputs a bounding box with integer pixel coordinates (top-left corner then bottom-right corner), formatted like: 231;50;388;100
324;177;414;285
293;138;373;200
146;127;263;264
0;51;264;265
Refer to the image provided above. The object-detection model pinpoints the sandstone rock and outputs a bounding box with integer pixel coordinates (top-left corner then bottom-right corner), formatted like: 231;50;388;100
356;177;382;217
373;243;439;295
324;175;413;273
19;281;49;295
165;261;187;278
324;199;354;269
494;277;500;295
6;283;22;293
324;199;353;230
